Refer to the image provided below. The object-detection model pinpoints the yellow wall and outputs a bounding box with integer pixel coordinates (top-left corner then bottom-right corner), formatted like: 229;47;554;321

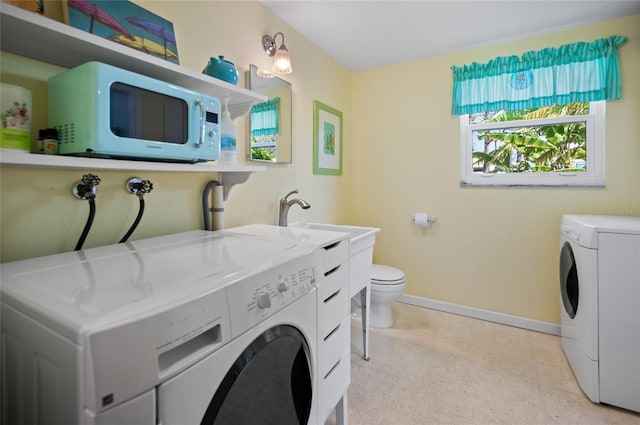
351;15;640;323
1;2;638;325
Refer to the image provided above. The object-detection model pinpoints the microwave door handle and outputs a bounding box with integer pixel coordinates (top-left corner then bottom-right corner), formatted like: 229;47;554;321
194;99;205;146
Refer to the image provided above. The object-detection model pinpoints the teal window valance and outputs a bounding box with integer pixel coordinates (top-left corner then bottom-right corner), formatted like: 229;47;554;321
451;36;627;115
250;97;280;137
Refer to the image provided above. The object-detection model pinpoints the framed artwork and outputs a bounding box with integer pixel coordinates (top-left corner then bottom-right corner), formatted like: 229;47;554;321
66;0;179;64
2;1;44;14
313;100;343;175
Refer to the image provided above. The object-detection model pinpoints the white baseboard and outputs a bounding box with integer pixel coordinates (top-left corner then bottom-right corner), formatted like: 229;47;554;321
398;294;561;336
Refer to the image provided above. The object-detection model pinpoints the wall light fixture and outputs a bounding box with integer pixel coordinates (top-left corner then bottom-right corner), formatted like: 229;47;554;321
262;32;292;75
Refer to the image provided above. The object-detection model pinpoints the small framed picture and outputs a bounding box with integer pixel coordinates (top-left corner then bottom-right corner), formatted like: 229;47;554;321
313;100;343;175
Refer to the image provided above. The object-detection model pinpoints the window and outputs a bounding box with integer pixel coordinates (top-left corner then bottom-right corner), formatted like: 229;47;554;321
451;36;626;187
460;101;605;187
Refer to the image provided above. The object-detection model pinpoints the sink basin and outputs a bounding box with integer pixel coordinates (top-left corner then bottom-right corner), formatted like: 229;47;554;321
291;222;378;247
291;222;380;297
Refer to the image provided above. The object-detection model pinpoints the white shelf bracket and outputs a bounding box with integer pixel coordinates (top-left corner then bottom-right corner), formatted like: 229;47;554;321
219;172;252;201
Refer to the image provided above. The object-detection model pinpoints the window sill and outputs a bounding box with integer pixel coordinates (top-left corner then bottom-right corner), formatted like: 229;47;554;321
460;174;605;188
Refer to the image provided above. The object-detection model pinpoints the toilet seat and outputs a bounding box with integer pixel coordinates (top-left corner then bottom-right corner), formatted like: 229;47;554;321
371;264;406;285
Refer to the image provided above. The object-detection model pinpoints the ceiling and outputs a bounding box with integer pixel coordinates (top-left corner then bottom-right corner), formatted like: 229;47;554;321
260;0;640;72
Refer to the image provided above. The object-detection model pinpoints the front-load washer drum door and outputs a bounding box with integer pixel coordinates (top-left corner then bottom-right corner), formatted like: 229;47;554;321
560;241;579;319
200;325;312;425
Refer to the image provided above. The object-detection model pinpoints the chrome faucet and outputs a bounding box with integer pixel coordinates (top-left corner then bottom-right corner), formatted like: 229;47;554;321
279;189;311;226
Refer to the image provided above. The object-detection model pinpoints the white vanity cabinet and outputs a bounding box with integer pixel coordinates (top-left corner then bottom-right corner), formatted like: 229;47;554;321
316;237;351;425
291;222;380;360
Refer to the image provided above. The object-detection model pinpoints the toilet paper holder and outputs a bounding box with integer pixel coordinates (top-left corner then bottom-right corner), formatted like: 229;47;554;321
412;213;438;227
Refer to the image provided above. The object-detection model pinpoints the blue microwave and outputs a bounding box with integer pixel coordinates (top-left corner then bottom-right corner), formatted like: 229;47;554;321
48;62;221;163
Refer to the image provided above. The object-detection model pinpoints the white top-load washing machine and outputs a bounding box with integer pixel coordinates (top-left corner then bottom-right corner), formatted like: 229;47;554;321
1;229;331;425
559;214;640;412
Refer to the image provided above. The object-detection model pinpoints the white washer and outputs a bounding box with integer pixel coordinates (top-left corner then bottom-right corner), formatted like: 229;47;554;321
223;224;352;425
1;230;321;425
559;214;640;412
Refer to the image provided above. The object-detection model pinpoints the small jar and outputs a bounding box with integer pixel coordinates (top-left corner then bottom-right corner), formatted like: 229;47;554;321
37;128;58;154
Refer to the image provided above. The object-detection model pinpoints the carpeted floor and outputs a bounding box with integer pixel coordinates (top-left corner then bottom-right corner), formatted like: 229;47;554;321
326;302;640;425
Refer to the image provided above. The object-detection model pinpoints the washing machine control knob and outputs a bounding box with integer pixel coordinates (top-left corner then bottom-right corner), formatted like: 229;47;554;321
256;292;271;309
277;281;288;293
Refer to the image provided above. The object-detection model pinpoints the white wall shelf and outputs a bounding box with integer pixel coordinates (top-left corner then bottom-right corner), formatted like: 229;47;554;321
0;149;265;173
0;3;268;119
0;149;266;199
0;3;269;199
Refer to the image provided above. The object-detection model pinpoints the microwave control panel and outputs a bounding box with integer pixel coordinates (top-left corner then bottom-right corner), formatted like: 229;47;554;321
202;96;221;155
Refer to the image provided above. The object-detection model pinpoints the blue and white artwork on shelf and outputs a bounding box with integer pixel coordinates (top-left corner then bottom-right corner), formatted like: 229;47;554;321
67;0;179;64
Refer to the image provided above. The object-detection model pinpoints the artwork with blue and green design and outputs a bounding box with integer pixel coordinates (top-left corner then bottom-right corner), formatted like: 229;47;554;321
68;0;179;64
323;122;335;155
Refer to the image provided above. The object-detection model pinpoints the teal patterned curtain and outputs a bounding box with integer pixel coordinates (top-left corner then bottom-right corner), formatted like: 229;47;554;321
250;97;280;137
451;36;627;115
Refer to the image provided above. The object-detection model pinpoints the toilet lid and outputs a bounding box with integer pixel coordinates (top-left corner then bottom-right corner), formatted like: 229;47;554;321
371;264;406;285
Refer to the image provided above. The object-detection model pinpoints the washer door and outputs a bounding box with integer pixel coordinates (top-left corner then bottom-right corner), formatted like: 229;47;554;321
200;325;312;425
560;241;579;319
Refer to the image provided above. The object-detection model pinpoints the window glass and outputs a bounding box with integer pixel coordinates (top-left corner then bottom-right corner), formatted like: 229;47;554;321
460;101;604;186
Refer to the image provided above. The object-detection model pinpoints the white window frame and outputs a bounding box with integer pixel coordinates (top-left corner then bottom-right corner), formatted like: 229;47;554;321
459;101;605;187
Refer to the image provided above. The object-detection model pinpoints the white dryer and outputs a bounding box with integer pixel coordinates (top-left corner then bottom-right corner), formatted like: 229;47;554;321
559;214;640;412
1;230;323;425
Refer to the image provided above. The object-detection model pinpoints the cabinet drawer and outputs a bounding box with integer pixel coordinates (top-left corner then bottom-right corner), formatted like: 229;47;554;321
318;285;349;337
318;262;348;301
319;351;350;421
320;239;349;271
318;318;349;377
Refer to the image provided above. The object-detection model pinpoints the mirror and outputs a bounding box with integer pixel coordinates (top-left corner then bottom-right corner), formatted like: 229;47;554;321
246;64;292;163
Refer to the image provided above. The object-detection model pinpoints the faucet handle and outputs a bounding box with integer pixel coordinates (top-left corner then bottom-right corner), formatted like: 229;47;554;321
283;189;299;201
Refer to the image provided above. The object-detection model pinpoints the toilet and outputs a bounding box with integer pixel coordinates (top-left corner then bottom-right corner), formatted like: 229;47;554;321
369;264;406;328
